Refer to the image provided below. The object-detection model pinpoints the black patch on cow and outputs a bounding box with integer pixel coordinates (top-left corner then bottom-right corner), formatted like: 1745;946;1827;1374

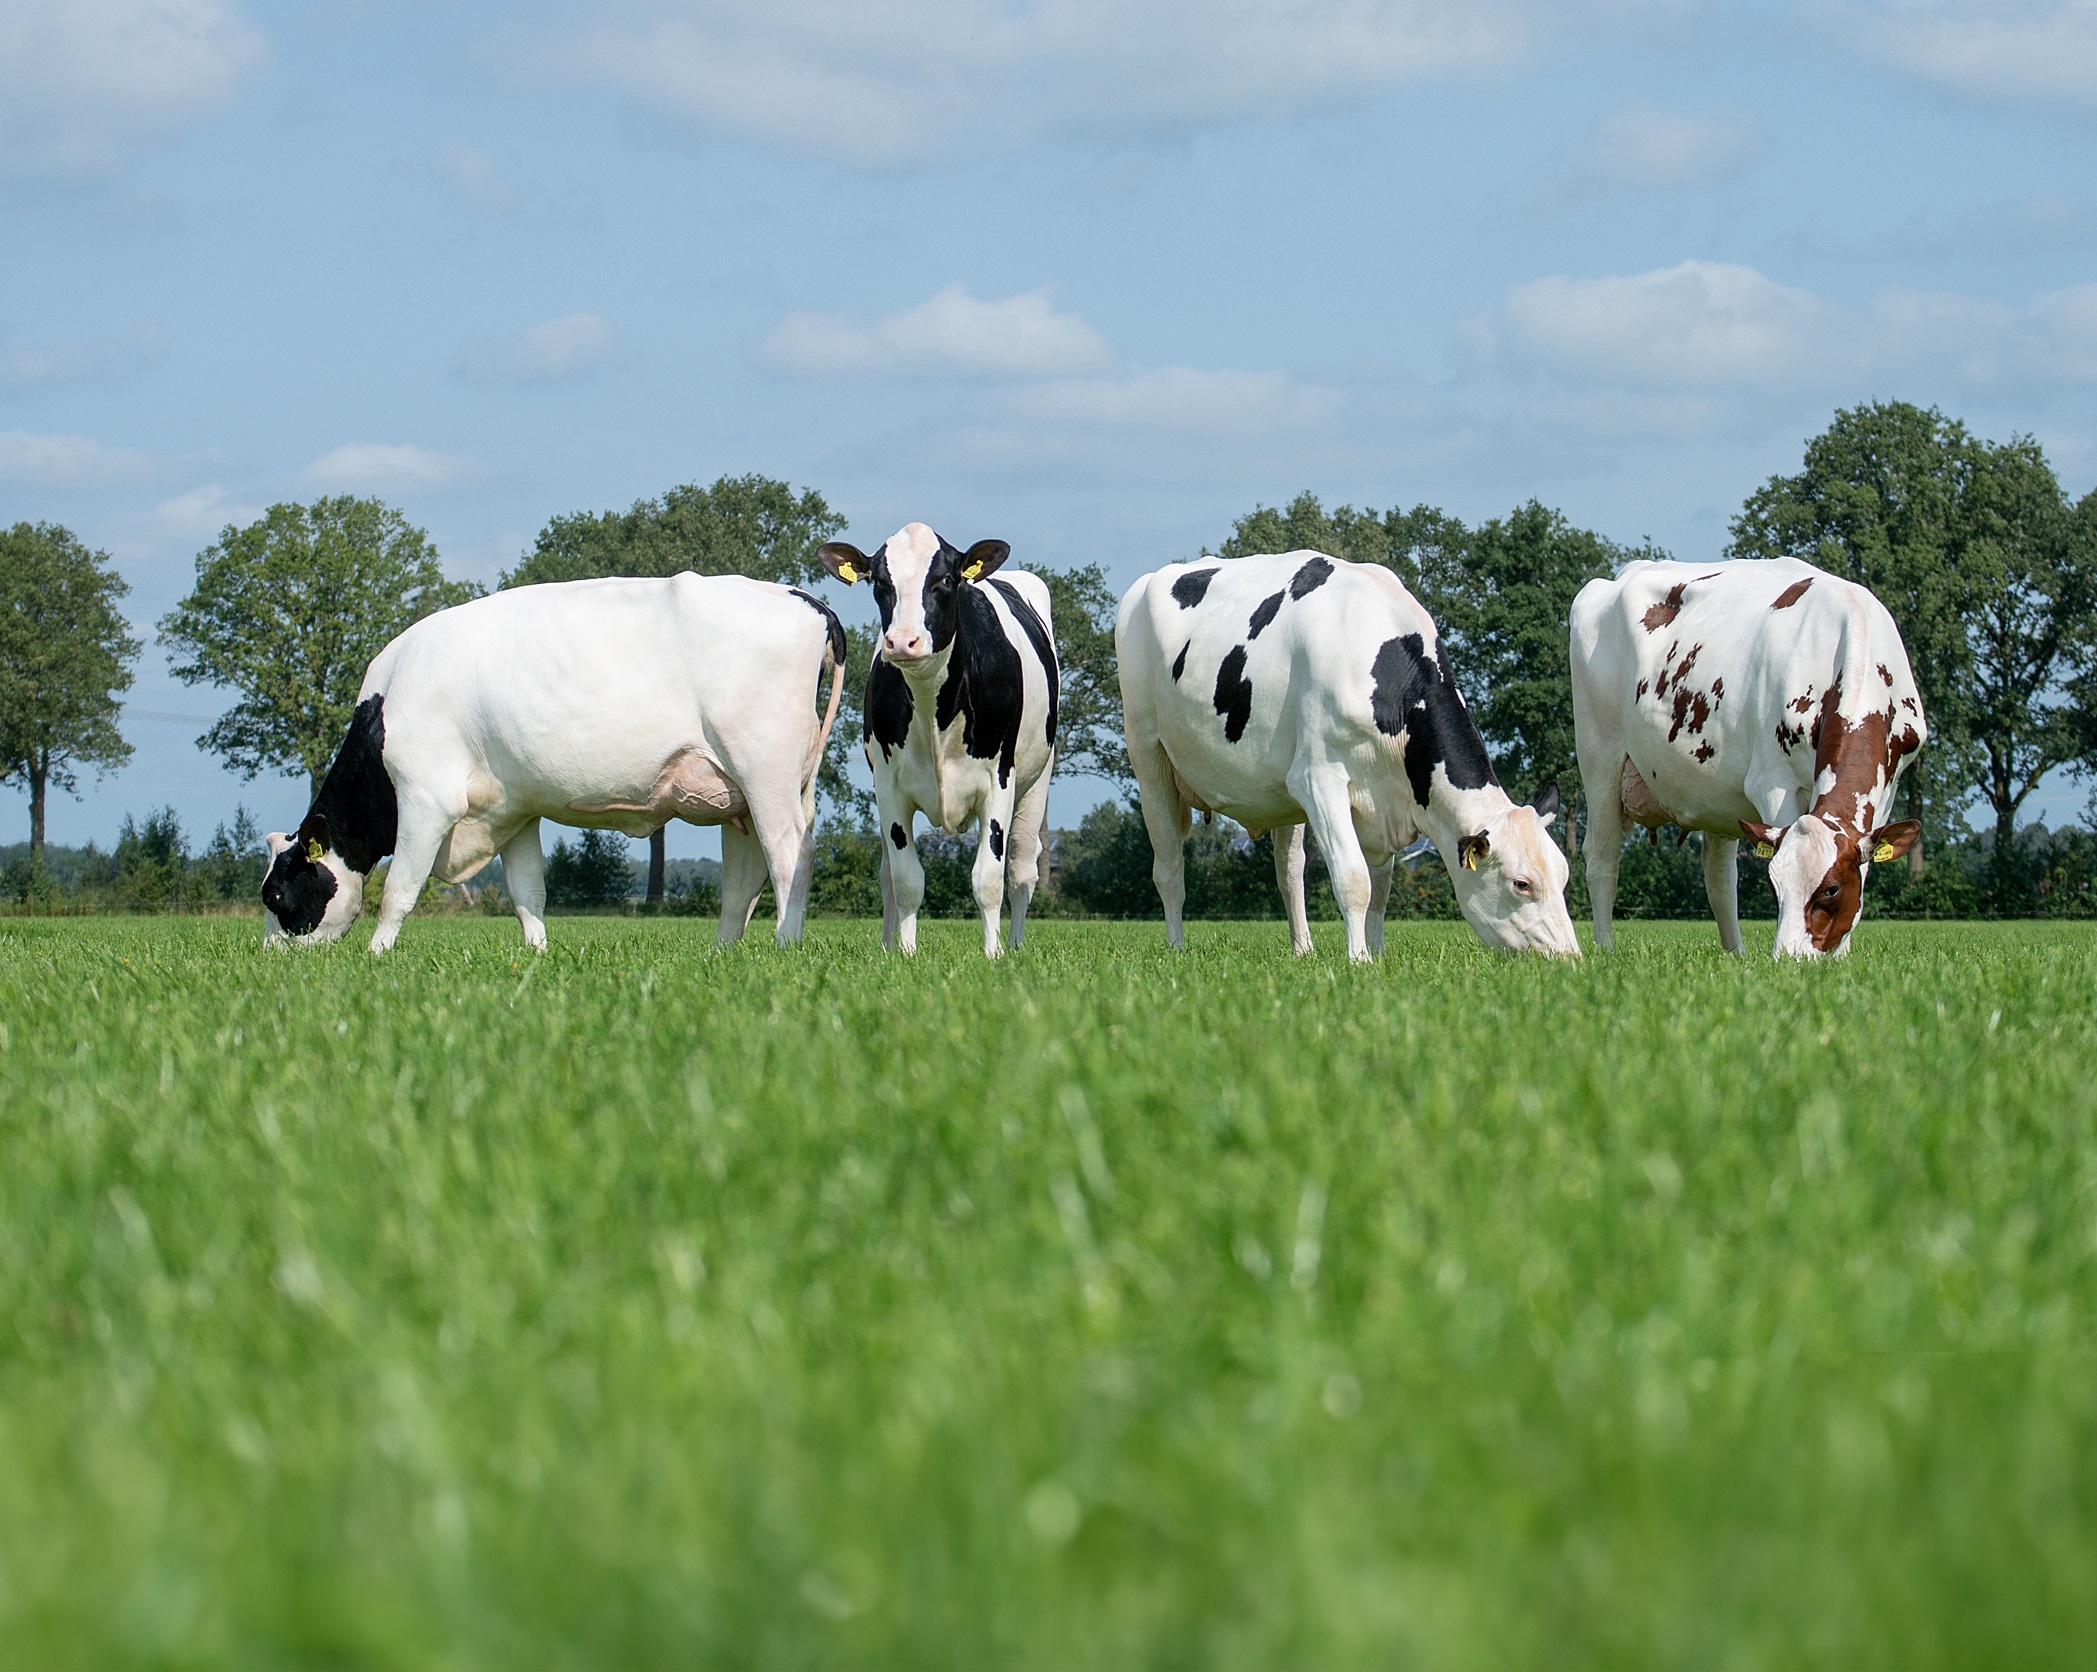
788;587;848;664
1247;590;1285;639
1289;555;1333;599
988;577;1059;750
935;586;1027;787
1213;645;1254;743
890;821;908;850
260;694;398;934
1171;641;1189;681
865;659;914;759
1172;568;1219;609
989;820;1005;860
1369;633;1496;809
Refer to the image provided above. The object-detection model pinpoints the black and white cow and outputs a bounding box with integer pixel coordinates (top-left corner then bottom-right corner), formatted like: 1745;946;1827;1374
1118;550;1579;961
1570;557;1925;958
819;523;1057;958
260;574;846;952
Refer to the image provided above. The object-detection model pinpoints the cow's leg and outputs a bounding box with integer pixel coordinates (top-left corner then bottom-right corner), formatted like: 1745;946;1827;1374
879;842;898;950
1004;761;1053;949
368;805;448;955
1581;758;1626;951
499;820;548;953
716;821;768;946
888;824;927;957
1366;854;1396;958
1273;824;1312;956
971;797;1014;960
1127;737;1189;948
746;792;814;947
1702;833;1743;955
1292;762;1373;963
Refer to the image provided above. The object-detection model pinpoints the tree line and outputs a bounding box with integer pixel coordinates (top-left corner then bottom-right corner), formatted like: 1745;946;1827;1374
5;399;2095;916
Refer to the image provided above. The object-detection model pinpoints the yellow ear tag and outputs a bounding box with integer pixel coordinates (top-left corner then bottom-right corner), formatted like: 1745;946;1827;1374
1872;841;1897;863
961;561;984;581
1754;842;1775;859
305;838;325;861
1461;848;1479;871
835;561;858;583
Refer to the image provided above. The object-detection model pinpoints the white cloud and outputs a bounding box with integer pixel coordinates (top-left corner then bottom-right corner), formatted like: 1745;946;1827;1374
499;0;1675;167
0;427;158;483
1810;0;2097;112
758;285;1112;378
429;143;526;216
153;483;263;536
1476;260;1831;387
305;443;465;491
1532;100;1763;206
0;0;266;180
2;318;166;388
449;313;621;385
1011;367;1337;433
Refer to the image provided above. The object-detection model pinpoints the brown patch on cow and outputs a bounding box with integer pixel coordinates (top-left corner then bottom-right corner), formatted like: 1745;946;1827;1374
1803;843;1867;952
1693;742;1715;763
1635;677;1650;701
1877;662;1893;686
1710;677;1723;699
1775;720;1804;753
1789;688;1814;715
1809;681;1844;755
1772;577;1813;609
1670;687;1713;741
1901;696;1917;714
1642;583;1688;632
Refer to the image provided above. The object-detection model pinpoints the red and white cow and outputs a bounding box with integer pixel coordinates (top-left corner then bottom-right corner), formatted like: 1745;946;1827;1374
1118;550;1578;961
1570;557;1925;958
260;574;846;952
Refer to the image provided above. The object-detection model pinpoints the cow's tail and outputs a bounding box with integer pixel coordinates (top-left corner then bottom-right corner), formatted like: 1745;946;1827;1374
798;593;849;810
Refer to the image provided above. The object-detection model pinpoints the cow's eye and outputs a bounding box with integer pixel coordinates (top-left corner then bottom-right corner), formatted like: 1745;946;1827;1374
1512;877;1534;896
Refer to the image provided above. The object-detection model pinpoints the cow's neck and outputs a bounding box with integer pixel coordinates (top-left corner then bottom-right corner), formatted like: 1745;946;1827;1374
309;695;399;875
1807;687;1894;835
1416;780;1514;867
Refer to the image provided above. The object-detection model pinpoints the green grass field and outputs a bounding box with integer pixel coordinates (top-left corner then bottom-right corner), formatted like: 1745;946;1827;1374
1;914;2092;1666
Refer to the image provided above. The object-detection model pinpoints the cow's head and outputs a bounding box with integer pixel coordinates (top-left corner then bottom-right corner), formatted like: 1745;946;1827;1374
1739;813;1921;958
1447;781;1581;958
819;523;1009;670
260;813;365;945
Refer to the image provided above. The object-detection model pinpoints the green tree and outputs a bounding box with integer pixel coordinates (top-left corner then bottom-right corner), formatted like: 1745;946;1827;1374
1730;402;2097;861
0;522;141;857
504;475;850;897
159;498;478;799
1037;562;1129;786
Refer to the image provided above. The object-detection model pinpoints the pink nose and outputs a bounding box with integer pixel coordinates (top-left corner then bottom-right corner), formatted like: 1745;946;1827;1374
885;630;929;658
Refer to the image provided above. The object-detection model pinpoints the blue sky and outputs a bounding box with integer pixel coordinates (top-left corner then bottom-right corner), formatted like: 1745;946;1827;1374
5;0;2096;854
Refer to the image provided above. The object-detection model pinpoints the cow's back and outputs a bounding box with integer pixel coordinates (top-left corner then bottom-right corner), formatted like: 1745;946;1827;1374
363;574;829;797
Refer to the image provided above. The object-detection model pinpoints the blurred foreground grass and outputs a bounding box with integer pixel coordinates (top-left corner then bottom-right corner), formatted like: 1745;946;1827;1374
0;915;2092;1665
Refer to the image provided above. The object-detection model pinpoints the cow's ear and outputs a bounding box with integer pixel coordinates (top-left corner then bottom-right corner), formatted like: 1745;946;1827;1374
1457;831;1490;871
295;812;331;861
1528;779;1561;821
265;831;292;859
1740;819;1785;859
958;539;1010;582
1869;819;1921;864
819;542;870;584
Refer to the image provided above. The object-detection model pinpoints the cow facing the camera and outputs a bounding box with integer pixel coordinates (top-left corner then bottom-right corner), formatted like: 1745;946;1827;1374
1570;557;1925;958
1117;550;1579;961
260;573;845;952
819;523;1057;959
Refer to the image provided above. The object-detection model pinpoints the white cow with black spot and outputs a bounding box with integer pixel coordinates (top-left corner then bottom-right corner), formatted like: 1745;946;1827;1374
259;574;846;952
819;523;1058;959
1571;557;1926;958
1118;550;1579;961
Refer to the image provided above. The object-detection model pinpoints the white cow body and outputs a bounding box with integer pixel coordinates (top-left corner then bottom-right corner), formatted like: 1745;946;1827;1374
1117;551;1578;960
261;574;845;952
1570;556;1925;957
820;523;1058;958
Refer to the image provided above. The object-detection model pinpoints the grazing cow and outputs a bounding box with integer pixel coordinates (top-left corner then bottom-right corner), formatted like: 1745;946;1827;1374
1570;557;1925;958
1117;550;1579;961
260;574;846;953
818;523;1057;958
